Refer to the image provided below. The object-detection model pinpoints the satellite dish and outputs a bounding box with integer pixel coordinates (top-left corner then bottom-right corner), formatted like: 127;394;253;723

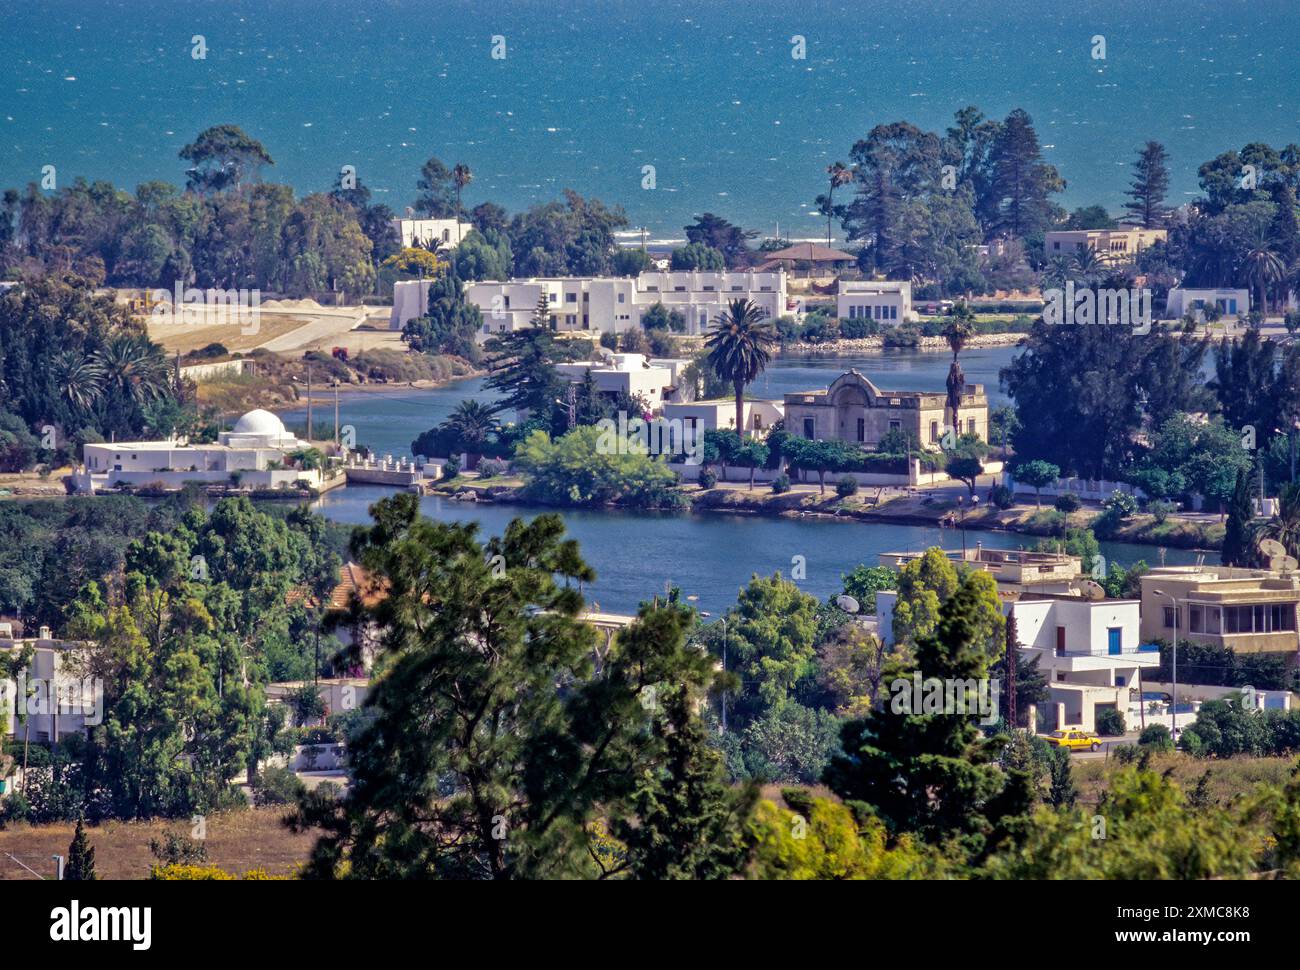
1078;579;1106;601
1260;538;1287;558
1271;555;1300;574
835;595;861;614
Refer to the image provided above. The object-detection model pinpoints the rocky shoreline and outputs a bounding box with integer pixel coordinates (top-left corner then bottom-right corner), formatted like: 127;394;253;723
778;331;1027;356
433;478;1221;553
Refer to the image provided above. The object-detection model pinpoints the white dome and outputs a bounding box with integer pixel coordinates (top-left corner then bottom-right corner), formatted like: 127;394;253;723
232;409;287;436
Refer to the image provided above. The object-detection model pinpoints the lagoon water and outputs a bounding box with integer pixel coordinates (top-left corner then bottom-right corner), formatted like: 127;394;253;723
6;0;1299;235
313;485;1200;616
298;344;1201;615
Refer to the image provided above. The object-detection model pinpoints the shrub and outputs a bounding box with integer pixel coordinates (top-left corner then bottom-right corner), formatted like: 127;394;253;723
252;765;306;806
1103;491;1138;520
697;468;718;489
989;484;1014;509
476;458;508;479
1138;724;1174;751
1111;744;1141;765
1095;707;1126;736
1054;493;1081;513
771;474;791;494
1148;499;1176;524
835;475;859;498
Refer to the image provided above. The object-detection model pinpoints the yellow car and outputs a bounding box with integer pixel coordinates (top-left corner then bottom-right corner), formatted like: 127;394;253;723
1043;729;1102;752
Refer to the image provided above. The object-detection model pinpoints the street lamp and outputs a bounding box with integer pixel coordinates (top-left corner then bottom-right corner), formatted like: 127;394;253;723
1153;589;1179;739
698;612;728;732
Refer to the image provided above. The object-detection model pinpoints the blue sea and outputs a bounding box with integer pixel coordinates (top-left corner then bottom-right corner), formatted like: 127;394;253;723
3;0;1298;238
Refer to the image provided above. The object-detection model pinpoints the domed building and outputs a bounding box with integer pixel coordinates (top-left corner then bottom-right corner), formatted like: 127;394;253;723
219;409;300;449
76;409;325;494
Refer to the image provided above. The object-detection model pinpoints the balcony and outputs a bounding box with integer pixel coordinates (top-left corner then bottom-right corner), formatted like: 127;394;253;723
1025;642;1160;672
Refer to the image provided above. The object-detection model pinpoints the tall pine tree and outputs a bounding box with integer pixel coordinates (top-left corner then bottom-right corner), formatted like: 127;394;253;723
825;577;1033;855
1123;141;1171;228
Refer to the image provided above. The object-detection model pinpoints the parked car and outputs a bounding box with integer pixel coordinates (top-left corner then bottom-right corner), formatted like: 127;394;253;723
1042;728;1102;752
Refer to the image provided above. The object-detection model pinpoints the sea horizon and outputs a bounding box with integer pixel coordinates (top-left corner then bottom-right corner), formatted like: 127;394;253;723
4;0;1299;237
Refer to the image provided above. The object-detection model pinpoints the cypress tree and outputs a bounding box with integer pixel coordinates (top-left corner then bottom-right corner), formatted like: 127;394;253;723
65;817;97;881
1221;467;1255;567
616;688;758;880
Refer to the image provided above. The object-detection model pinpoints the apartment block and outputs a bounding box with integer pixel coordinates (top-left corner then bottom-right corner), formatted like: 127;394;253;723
389;270;790;335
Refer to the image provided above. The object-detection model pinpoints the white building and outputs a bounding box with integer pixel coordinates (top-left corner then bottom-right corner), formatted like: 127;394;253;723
74;409;325;493
635;270;791;335
836;280;914;325
1165;287;1251;320
875;589;1157;733
661;398;784;439
1010;595;1158;732
391;216;474;250
554;354;683;411
390;270;790;335
0;628;97;747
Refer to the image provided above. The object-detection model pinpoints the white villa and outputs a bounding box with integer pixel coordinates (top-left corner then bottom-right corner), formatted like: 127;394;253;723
553;353;689;412
389;269;792;336
0;625;96;747
1010;595;1158;733
74;409;325;493
390;216;474;250
876;589;1156;733
836;280;915;325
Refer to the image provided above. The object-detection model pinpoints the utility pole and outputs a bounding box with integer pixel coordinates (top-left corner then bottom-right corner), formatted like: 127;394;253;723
333;381;340;445
306;363;313;441
1006;607;1018;730
721;617;728;734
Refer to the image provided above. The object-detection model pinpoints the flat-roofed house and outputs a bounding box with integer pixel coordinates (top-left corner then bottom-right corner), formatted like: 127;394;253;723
1165;287;1250;320
836;280;914;325
390;216;474;250
878;545;1083;595
553;354;680;411
1139;566;1300;662
876;585;1156;732
1044;225;1167;265
783;369;987;450
661;398;784;439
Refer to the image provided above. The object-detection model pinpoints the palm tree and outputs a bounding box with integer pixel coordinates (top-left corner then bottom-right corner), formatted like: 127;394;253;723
1242;235;1284;316
942;301;976;436
95;333;168;405
452;163;473;245
445;399;499;466
823;161;852;247
1070;245;1104;284
705;299;777;439
51;350;104;414
1263;482;1300;560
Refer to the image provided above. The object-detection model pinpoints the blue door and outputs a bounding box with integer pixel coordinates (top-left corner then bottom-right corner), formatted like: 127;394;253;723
1108;628;1122;655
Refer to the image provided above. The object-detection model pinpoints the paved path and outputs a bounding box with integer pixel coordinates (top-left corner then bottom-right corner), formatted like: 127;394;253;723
255;307;370;353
